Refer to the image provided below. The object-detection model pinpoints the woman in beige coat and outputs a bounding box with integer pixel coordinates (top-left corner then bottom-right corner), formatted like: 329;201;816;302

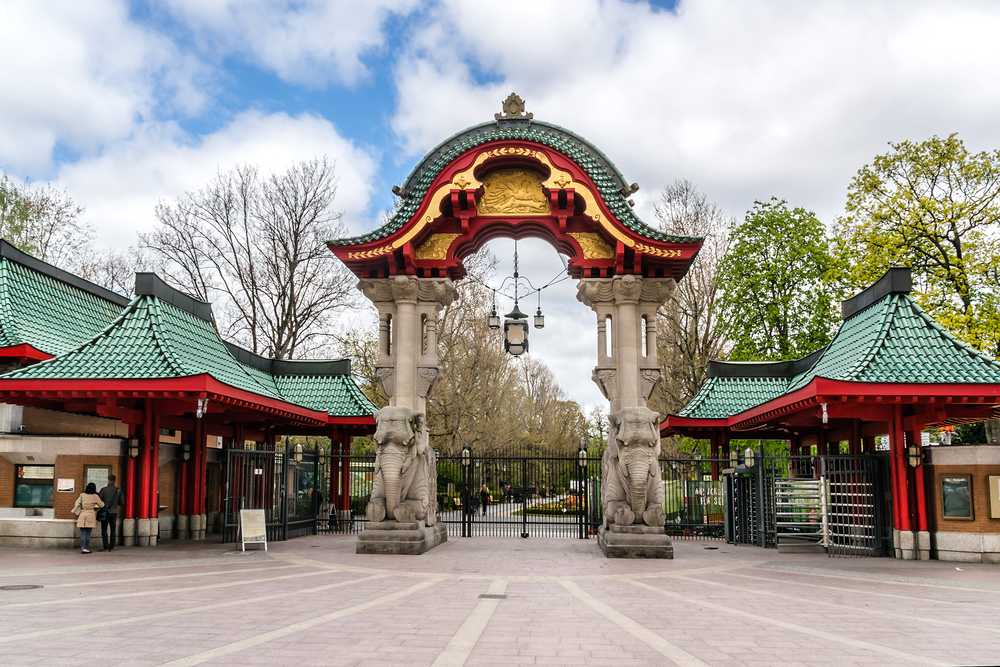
75;483;104;554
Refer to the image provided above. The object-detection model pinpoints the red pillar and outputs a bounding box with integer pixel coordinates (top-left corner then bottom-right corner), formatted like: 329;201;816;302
199;419;209;515
908;429;928;533
849;419;861;455
178;441;188;517
149;412;160;519
125;423;136;520
139;400;152;519
710;431;720;481
328;429;340;510
340;428;351;513
891;405;910;532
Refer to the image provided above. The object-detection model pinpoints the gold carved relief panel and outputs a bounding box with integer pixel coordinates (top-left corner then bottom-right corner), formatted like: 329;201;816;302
477;169;550;216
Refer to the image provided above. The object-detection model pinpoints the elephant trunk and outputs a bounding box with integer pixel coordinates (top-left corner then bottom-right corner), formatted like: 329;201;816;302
626;456;651;517
380;447;406;517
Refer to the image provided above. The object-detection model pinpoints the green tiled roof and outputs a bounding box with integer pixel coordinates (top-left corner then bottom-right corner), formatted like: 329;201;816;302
679;376;791;420
677;289;1000;421
329;119;702;248
276;374;377;417
0;243;127;356
1;289;375;418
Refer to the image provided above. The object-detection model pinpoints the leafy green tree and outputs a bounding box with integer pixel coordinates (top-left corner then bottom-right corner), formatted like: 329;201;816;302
834;134;1000;357
716;198;838;361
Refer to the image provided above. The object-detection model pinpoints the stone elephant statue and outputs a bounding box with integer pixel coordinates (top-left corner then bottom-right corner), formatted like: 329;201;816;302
601;406;665;528
366;406;438;526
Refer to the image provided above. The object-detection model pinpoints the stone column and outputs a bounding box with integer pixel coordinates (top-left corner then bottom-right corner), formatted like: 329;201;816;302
359;276;456;413
578;274;676;559
577;275;675;411
355;276;456;555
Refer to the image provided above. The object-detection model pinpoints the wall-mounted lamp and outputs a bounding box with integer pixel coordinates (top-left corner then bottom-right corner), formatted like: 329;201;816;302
820;402;828;425
294;443;303;463
907;444;923;468
181;442;191;462
128;438;139;459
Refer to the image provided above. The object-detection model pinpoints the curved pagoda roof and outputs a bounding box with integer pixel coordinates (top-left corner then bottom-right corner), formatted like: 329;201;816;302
328;95;703;282
331;118;699;248
665;268;1000;436
0;246;376;424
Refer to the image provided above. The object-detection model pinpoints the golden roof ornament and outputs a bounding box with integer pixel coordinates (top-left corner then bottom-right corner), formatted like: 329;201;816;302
495;93;533;120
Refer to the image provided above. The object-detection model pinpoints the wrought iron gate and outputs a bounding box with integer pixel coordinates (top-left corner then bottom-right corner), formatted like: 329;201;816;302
438;447;590;538
222;446;287;543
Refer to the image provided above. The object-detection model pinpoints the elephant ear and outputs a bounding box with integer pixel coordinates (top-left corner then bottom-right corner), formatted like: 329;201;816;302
607;410;622;458
648;412;662;457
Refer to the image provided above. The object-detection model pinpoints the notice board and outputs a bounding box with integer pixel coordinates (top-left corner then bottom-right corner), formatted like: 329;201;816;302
239;509;267;551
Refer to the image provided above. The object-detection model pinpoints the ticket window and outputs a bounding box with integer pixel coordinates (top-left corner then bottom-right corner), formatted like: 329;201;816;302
14;465;55;507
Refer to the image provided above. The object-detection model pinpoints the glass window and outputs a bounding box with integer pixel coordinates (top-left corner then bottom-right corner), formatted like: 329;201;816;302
941;475;973;519
14;465;55;507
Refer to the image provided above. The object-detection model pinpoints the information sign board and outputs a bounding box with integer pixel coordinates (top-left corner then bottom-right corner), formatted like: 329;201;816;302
239;509;267;551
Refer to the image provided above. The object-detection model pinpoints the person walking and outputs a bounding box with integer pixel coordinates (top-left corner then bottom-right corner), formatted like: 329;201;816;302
479;484;490;516
73;483;104;554
97;475;123;552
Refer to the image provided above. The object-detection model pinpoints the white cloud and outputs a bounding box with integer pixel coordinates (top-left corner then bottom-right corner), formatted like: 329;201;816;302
0;0;206;176
162;0;420;86
54;111;379;247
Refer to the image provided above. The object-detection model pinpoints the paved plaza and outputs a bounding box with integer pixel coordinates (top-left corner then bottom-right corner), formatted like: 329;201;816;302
1;536;999;667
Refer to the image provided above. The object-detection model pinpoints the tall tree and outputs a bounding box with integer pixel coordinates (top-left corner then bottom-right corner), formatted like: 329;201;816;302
717;198;838;361
650;180;733;418
834;134;1000;357
142;158;355;359
0;173;91;267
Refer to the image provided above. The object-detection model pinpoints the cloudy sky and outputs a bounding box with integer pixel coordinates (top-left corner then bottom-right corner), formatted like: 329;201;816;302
3;0;1000;411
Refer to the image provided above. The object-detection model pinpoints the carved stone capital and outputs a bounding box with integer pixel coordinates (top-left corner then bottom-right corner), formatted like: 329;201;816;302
639;278;677;308
578;275;672;309
374;365;395;398
640;367;662;401
357;277;457;307
612;274;643;304
592;367;618;403
415;365;443;399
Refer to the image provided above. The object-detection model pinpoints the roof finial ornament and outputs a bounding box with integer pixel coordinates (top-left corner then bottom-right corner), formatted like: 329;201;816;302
495;92;533;120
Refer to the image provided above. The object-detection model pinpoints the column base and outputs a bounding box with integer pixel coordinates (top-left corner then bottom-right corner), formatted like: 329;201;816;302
149;518;158;547
136;518;151;547
356;521;447;555
899;528;916;560
176;514;190;540
893;529;901;559
917;530;931;561
123;518;135;547
199;513;207;540
598;524;673;559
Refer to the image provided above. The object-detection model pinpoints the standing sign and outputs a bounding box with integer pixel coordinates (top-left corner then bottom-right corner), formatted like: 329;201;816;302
239;509;267;551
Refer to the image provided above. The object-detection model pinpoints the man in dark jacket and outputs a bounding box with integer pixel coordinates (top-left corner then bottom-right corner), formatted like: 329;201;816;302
98;475;124;552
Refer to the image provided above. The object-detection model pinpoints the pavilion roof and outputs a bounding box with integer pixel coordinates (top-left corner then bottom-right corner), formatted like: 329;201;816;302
327;118;702;248
0;241;128;358
670;268;1000;428
0;255;377;421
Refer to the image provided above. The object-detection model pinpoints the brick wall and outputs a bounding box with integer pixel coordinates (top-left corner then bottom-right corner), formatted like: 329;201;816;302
0;457;14;507
23;407;127;438
925;464;1000;533
159;459;178;516
206;462;222;513
51;455;123;519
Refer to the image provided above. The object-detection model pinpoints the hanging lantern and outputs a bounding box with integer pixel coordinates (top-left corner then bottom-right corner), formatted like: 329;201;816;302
534;307;545;329
504;304;529;356
907;444;923;468
128;438;140;459
488;308;501;330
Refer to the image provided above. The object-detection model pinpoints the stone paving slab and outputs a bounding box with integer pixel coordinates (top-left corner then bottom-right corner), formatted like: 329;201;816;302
1;535;999;666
